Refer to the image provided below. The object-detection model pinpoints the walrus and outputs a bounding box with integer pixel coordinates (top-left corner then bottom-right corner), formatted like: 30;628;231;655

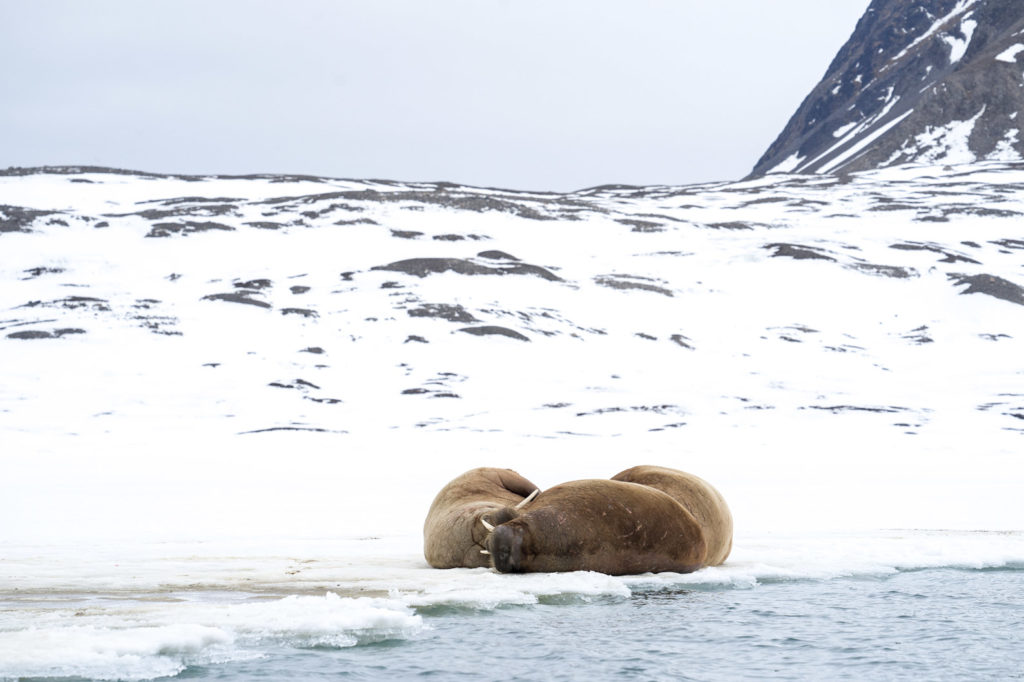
482;479;709;575
423;467;540;569
611;465;733;565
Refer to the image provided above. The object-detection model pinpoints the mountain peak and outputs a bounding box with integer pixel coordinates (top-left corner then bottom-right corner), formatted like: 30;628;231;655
751;0;1024;176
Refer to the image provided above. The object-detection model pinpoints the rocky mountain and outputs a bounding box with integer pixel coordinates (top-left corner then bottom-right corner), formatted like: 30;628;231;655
751;0;1024;176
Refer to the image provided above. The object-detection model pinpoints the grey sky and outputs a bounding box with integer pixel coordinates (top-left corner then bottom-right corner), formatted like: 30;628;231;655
1;1;869;191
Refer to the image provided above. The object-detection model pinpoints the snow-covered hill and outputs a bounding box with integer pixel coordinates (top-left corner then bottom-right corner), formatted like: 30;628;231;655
2;161;1023;679
2;162;1022;543
752;0;1024;176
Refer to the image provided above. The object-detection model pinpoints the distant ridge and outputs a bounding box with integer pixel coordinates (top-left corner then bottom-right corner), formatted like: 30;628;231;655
751;0;1024;176
0;165;572;196
0;165;347;184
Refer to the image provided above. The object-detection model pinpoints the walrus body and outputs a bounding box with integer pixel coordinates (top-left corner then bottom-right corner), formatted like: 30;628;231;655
611;465;733;565
423;467;539;569
484;479;708;575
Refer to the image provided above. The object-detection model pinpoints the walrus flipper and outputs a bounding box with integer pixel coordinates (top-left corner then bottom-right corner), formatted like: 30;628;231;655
495;469;540;500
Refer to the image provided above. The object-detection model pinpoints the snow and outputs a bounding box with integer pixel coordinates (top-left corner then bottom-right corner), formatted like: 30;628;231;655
986;128;1022;161
2;164;1023;542
995;43;1024;63
0;584;422;679
942;17;977;64
896;105;986;165
816;108;914;173
832;121;858;138
765;151;805;174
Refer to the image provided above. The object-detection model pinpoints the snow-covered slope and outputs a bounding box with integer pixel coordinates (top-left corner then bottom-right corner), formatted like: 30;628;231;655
752;0;1024;176
2;162;1022;543
2;162;1023;680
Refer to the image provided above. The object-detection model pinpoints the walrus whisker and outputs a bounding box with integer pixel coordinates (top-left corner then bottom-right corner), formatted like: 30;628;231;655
515;488;539;509
481;518;495;532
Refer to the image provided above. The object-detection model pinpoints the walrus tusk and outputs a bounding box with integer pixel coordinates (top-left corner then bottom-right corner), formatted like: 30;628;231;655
515;488;540;509
480;549;491;555
481;518;495;532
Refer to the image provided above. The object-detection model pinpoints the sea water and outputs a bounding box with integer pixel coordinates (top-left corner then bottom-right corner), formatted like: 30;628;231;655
3;532;1022;681
173;569;1024;681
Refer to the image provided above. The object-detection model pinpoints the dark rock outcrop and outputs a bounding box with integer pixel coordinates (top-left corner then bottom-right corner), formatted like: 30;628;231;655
371;257;561;282
949;272;1024;304
458;325;531;341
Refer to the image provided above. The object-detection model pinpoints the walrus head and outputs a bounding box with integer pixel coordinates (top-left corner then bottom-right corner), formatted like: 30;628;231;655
478;488;540;571
484;522;529;573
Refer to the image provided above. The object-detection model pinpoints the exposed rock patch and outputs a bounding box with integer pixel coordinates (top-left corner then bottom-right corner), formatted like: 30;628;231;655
281;307;318;318
949;273;1024;305
7;327;85;340
19;296;111;312
477;250;520;261
1;205;57;233
202;292;271;308
670;334;695;350
847;262;917;279
616;218;663;233
889;242;981;264
22;267;66;279
765;243;836;261
408;304;478;323
234;278;272;290
371;257;561;282
146;221;235;238
458;325;530;341
594;274;673;296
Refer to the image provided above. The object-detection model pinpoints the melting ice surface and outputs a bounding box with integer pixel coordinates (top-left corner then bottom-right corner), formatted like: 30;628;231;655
1;161;1023;679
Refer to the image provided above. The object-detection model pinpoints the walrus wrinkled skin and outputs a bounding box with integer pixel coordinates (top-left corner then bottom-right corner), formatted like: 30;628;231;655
423;467;540;569
611;465;733;566
483;479;709;575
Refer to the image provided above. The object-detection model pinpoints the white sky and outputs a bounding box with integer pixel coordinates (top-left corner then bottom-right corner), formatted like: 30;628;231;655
0;0;870;191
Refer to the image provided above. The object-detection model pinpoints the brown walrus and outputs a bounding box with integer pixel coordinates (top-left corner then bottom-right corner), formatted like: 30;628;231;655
611;465;733;565
423;467;540;569
482;478;709;575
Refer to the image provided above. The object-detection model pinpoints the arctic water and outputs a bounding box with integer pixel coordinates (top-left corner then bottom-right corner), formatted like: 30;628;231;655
4;556;1022;681
144;569;1024;681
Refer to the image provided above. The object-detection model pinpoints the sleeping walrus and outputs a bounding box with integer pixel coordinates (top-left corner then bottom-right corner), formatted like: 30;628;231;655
611;465;733;565
481;465;732;575
482;478;709;575
423;467;540;569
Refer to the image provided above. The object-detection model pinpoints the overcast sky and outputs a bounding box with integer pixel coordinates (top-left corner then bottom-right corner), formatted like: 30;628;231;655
1;1;869;191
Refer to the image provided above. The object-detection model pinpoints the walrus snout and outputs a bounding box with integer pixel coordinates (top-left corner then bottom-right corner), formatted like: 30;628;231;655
487;523;526;573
